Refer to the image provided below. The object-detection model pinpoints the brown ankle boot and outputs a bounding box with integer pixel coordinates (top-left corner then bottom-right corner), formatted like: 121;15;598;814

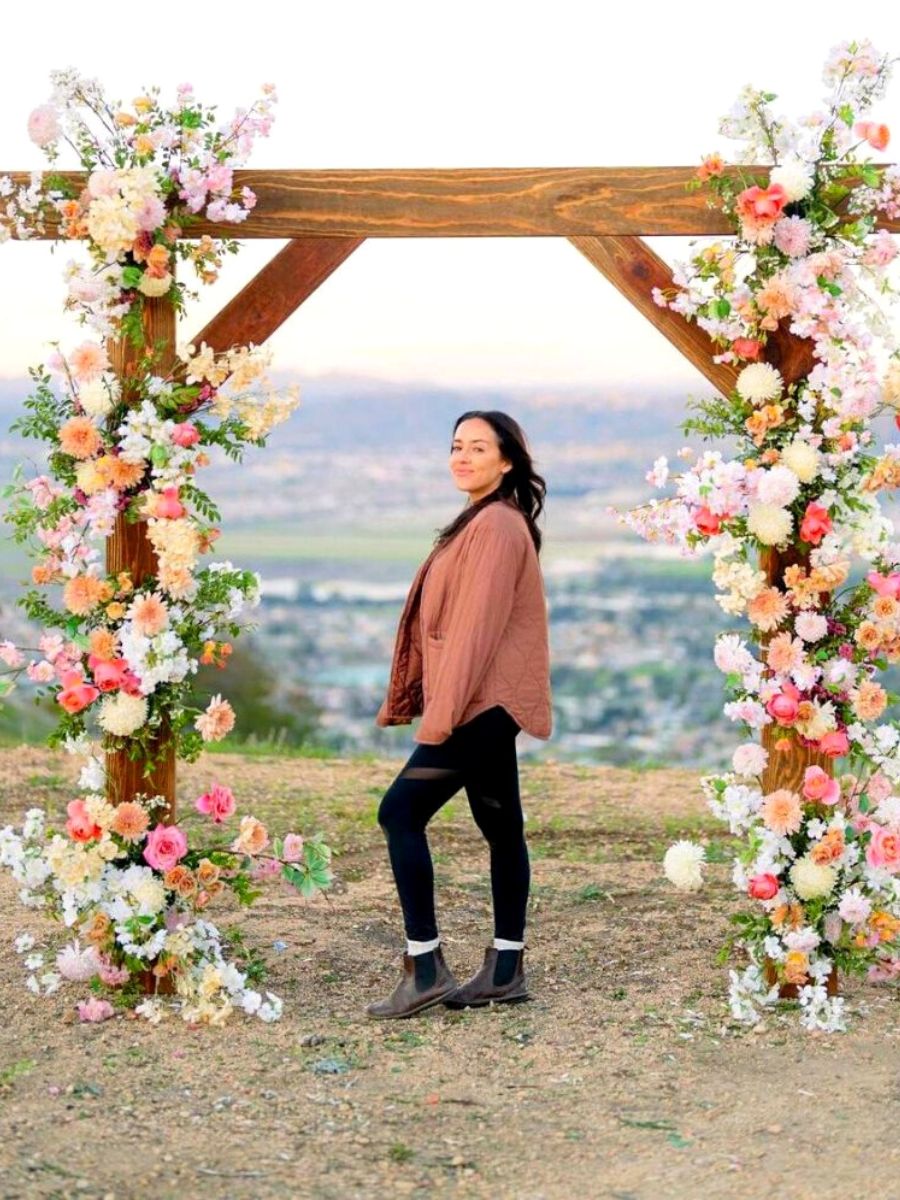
443;946;531;1009
366;945;459;1019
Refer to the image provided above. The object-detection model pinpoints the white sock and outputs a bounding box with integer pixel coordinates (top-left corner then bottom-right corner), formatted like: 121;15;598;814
407;936;440;956
493;937;524;951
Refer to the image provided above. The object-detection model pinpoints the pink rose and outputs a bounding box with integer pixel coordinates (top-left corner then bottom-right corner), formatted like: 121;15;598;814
282;833;305;863
89;655;131;693
732;338;762;361
867;825;900;872
143;824;188;872
818;729;850;758
170;422;200;448
868;772;893;805
66;800;102;844
155;487;186;519
57;670;100;715
195;783;236;824
766;689;800;725
694;506;722;537
736;183;788;223
748;873;779;900
803;765;840;805
799;502;832;546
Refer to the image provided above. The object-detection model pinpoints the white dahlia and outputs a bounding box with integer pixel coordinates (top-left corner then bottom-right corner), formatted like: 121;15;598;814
756;465;801;507
747;503;793;546
78;377;119;419
780;439;820;483
97;692;149;737
736;362;783;405
789;856;836;901
770;159;814;202
663;840;705;892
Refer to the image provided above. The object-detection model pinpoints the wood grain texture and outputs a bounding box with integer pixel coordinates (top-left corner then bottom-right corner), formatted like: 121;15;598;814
6;167;898;238
190;236;364;354
105;294;177;818
569;234;739;397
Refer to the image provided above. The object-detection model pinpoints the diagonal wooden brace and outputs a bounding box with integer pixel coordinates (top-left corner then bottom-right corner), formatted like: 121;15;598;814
188;236;365;354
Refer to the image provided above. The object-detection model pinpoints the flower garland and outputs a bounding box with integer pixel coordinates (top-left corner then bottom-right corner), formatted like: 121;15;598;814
0;73;330;1023
620;40;900;1031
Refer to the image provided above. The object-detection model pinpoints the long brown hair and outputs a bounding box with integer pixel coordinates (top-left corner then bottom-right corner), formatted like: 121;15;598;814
433;411;547;554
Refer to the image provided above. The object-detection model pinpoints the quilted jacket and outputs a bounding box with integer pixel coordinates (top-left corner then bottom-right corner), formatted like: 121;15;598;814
375;497;552;744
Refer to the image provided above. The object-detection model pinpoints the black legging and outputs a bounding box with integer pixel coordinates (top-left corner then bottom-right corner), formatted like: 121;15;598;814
377;705;529;943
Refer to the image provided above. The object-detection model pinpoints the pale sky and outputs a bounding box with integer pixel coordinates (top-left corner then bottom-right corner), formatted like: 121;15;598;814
0;3;892;389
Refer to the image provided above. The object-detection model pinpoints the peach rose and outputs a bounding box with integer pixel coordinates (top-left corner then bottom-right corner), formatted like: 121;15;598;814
867;826;900;873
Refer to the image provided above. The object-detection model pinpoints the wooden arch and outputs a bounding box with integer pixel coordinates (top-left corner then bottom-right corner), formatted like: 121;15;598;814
7;165;899;813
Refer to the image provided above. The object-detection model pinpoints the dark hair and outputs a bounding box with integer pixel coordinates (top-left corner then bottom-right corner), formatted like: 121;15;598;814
433;411;547;554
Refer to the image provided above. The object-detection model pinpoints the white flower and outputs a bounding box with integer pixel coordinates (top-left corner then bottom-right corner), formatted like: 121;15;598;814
747;503;793;546
78;377;118;418
97;692;149;737
781;439;820;483
736;362;783;404
14;933;35;953
56;941;101;982
789;855;837;900
838;887;872;925
732;743;768;778
756;465;800;507
663;840;705;891
795;612;828;642
770;159;814;202
135;999;164;1024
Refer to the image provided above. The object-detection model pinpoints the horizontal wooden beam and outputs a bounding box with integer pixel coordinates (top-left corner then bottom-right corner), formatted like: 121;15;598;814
569;234;739;397
5;166;898;239
189;236;364;355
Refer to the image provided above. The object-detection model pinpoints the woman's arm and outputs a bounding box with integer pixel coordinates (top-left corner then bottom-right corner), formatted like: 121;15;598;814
416;513;528;744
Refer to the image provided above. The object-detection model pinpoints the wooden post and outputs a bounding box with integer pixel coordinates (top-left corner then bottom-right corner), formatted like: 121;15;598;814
104;293;177;818
759;323;831;797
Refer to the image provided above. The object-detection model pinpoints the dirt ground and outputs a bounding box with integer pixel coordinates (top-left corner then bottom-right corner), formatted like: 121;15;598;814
1;743;899;1200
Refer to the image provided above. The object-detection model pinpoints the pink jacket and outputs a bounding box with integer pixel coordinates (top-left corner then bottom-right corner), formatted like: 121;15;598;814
375;498;552;744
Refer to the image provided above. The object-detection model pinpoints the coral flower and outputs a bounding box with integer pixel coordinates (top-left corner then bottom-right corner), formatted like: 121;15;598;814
867;571;900;599
818;729;850;758
63;574;109;616
58;416;104;460
761;788;803;836
799;502;832;545
66;799;102;843
736;182;788;223
88;628;119;661
110;801;149;842
766;632;805;674
803;765;840;805
127;592;170;637
693;506;722;536
697;153;725;181
854;120;890;151
69;342;110;383
732;338;762;360
747;587;789;632
195;694;236;742
57;670;100;714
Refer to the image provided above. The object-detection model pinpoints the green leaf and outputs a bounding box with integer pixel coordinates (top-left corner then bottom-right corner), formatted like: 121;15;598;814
838;103;855;128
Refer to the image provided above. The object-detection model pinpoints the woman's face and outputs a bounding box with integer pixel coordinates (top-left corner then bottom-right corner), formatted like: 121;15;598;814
450;417;512;504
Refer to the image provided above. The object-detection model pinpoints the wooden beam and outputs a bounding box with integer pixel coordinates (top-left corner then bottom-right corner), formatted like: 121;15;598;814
189;236;365;354
569;233;739;397
6;167;899;239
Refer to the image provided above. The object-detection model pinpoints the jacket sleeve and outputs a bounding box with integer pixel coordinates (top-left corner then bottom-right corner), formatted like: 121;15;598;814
415;515;527;744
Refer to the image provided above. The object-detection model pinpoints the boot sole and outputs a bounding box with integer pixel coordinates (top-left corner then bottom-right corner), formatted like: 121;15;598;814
443;991;532;1010
365;983;459;1020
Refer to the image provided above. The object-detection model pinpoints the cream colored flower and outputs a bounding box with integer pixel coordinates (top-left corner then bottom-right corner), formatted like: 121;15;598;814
97;692;149;737
736;362;783;405
781;439;820;484
883;361;900;408
138;271;173;298
78;377;119;419
86;195;139;256
789;855;837;901
747;502;793;546
663;840;705;892
131;875;166;915
769;160;814;202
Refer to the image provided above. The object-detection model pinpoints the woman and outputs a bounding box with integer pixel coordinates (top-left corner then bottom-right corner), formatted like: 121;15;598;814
368;410;552;1019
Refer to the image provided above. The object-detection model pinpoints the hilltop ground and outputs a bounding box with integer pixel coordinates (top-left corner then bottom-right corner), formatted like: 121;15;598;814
1;744;899;1200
